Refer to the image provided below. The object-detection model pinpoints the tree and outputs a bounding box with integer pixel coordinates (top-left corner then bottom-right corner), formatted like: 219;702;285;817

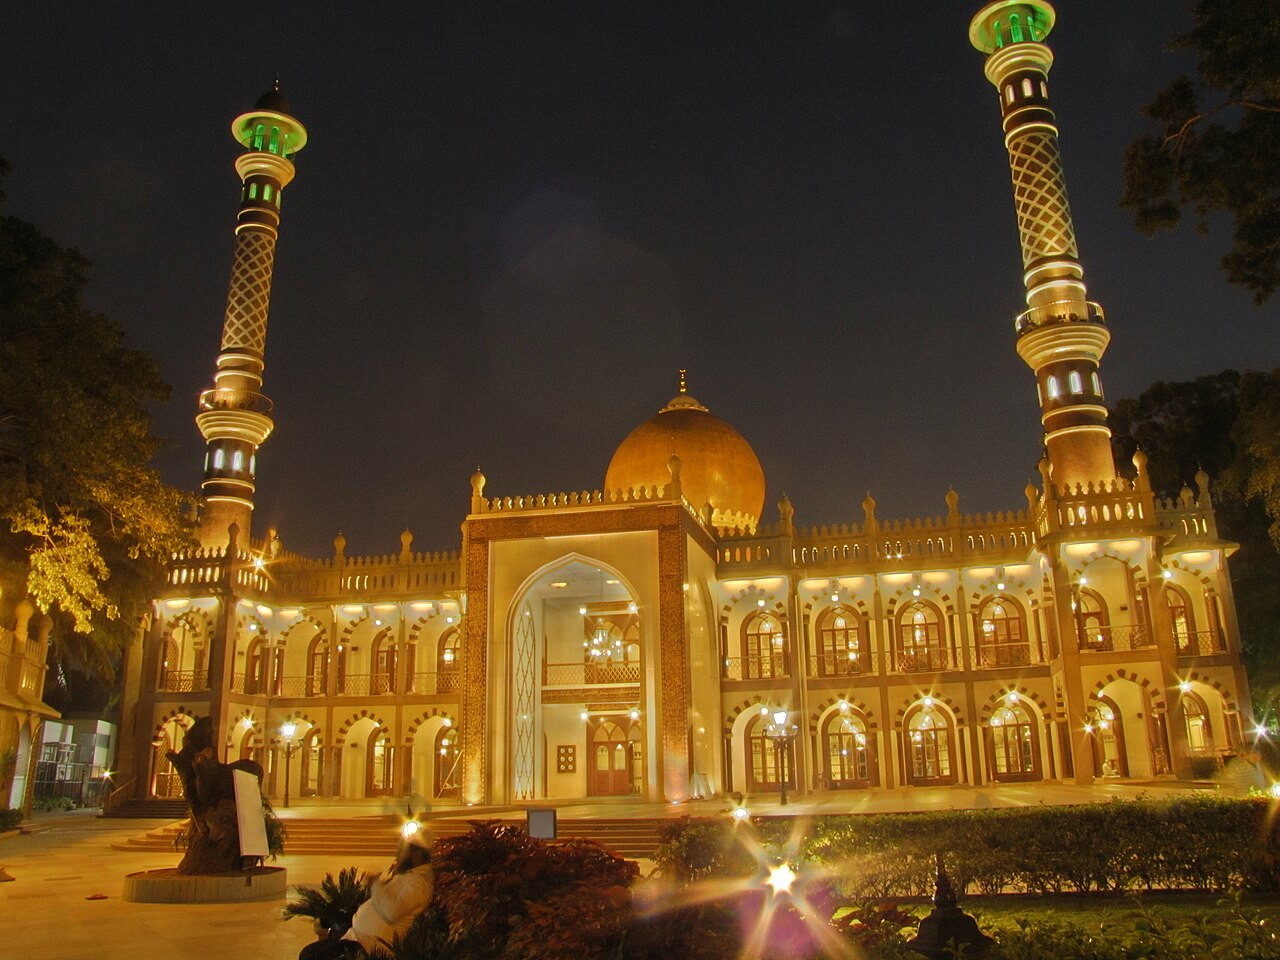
1109;369;1280;708
1121;0;1280;303
0;156;193;684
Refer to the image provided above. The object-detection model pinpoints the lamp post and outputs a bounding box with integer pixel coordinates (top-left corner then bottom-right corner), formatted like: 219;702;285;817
766;709;798;806
279;721;298;808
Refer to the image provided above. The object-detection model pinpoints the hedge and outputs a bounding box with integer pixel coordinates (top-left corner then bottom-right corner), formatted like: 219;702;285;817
652;796;1280;896
0;807;22;831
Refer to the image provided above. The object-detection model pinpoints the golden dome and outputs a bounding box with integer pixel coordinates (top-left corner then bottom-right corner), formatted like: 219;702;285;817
605;379;765;527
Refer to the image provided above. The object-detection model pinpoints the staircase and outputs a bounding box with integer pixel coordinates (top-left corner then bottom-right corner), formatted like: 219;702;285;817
113;815;664;860
102;798;190;820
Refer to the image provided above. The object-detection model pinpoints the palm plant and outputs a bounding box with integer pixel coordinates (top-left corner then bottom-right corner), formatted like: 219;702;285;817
283;866;376;936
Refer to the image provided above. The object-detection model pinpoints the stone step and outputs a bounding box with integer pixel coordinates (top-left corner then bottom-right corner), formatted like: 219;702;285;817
103;799;189;819
114;816;663;859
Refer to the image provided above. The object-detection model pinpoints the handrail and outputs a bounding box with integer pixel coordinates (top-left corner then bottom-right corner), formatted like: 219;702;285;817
103;774;138;815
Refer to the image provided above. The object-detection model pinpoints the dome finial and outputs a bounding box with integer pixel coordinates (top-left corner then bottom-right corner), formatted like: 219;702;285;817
273;72;281;92
678;368;687;395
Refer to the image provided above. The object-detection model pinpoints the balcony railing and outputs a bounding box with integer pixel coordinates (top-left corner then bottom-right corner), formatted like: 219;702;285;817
722;656;790;681
337;673;397;696
973;644;1034;668
410;671;461;695
198;387;273;415
157;670;208;693
542;662;642;685
1078;625;1155;653
1014;299;1106;336
274;676;328;697
807;653;875;678
892;649;957;673
1176;630;1228;657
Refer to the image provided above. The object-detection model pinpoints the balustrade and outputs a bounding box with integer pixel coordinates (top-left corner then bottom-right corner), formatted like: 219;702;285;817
807;652;876;678
541;662;641;685
892;649;957;673
722;655;790;681
1175;630;1227;657
1077;624;1155;653
157;670;208;693
973;643;1034;668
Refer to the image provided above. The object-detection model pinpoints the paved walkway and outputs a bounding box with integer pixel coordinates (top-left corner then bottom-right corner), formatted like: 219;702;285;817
0;781;1216;959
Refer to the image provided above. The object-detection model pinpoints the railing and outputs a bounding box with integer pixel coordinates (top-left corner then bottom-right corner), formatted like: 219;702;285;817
231;673;273;695
103;774;138;815
1014;299;1105;336
274;676;328;697
542;662;642;685
337;673;396;696
807;653;875;678
410;671;461;695
1078;625;1155;653
973;644;1035;668
1176;630;1228;657
892;649;957;673
722;656;790;681
157;671;208;693
198;387;273;415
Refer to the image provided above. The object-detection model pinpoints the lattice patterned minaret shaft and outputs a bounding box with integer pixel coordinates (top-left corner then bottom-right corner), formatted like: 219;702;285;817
969;2;1116;486
196;83;308;548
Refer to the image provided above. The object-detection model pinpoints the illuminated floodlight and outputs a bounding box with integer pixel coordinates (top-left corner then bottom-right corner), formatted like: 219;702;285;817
732;806;750;822
1269;783;1280;801
764;862;797;896
401;819;422;839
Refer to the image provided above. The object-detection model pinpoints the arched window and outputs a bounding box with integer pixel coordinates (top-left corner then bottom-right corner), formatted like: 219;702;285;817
437;628;460;693
823;711;871;787
252;123;264;150
1183;693;1213;755
372;632;396;695
1166;586;1196;653
1075;588;1110;650
905;707;954;785
815;606;863;676
742;612;787;679
306;634;328;697
897;602;945;672
1005;85;1015;104
244;637;267;695
367;727;394;796
213;449;225;470
232;450;244;472
1009;13;1024;42
150;717;190;798
434;724;460;798
1022;77;1034;98
1045;375;1060;400
989;703;1039;780
585;615;640;682
1091;372;1102;396
976;596;1028;667
300;728;323;798
1091;700;1126;777
746;714;793;790
1068;371;1083;394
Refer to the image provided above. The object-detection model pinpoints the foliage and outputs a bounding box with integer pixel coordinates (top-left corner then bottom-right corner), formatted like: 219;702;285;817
263;795;287;860
0;807;21;831
654;798;1280;899
0;156;193;680
32;795;76;811
1121;0;1280;302
425;822;640;960
1108;370;1280;706
283;866;376;935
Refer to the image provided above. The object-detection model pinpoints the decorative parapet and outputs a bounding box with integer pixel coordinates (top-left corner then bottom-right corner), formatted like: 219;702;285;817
1038;477;1147;536
717;507;1036;570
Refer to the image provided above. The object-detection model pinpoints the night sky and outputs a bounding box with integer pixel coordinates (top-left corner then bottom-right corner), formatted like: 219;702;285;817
6;2;1277;558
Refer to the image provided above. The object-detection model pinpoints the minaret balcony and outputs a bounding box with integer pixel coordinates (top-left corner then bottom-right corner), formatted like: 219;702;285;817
1014;299;1105;337
198;388;274;416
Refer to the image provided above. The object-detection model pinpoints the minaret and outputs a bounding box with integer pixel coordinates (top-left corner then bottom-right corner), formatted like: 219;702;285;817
969;2;1116;487
196;82;307;548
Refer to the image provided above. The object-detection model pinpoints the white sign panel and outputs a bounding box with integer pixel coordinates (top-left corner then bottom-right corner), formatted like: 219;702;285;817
233;769;269;859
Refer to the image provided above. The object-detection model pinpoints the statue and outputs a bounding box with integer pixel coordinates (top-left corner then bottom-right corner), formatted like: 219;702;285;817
167;716;265;874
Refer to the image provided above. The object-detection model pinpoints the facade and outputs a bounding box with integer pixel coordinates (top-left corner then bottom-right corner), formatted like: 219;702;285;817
115;2;1257;810
1;602;57;812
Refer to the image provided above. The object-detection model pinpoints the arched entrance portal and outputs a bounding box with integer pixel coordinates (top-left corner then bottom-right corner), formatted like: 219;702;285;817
507;556;643;802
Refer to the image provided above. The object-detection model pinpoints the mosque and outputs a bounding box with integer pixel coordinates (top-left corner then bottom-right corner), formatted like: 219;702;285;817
110;1;1256;810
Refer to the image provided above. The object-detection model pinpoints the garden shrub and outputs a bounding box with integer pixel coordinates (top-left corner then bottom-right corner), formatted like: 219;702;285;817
652;797;1280;897
0;807;21;831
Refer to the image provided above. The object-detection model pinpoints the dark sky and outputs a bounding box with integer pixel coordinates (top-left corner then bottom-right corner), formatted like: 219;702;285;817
5;2;1277;558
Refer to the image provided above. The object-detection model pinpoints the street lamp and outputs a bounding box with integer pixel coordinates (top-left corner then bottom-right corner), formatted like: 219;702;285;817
279;721;298;809
766;709;799;806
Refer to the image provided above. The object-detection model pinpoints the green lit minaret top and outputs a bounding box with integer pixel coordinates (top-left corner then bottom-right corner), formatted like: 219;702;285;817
231;79;308;158
968;1;1054;55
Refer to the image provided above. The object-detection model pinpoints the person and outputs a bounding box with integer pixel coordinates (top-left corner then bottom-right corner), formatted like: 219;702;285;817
299;829;434;960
